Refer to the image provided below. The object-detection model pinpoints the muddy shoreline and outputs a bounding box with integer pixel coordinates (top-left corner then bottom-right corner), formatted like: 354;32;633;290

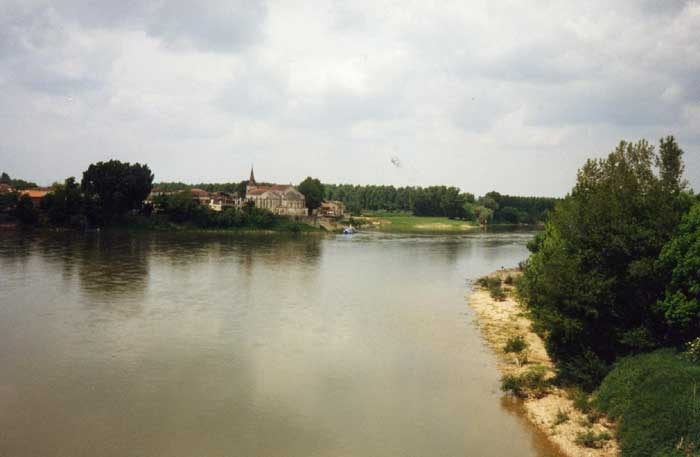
468;270;619;457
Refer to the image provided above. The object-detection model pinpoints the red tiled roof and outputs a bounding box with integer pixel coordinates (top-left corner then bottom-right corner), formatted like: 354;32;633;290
20;188;50;199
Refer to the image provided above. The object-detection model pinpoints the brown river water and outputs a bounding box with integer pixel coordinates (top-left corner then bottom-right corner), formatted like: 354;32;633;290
0;230;563;457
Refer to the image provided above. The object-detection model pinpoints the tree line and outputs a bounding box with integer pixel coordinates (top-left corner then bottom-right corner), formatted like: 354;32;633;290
324;183;557;223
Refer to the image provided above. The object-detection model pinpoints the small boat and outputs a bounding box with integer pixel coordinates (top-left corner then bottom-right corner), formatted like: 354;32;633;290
342;226;357;235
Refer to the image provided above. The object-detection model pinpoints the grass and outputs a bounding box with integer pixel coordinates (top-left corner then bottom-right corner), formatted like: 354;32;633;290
353;213;478;233
575;430;612;449
594;349;700;457
501;365;550;398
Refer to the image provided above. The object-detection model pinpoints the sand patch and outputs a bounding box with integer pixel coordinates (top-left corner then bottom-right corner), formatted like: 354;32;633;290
469;270;619;457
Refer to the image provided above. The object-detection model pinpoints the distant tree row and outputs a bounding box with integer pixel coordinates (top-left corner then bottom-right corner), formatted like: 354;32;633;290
0;171;38;190
153;181;248;197
323;183;556;223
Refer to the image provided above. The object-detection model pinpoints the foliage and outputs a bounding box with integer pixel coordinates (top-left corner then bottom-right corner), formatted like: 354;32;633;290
656;203;700;344
324;184;475;219
0;172;38;190
500;365;550;398
40;177;85;227
81;160;154;226
570;388;593;414
518;137;691;388
154;181;248;197
298;177;324;212
479;191;558;224
14;194;38;225
504;335;529;354
553;409;570;426
575;430;612;449
686;338;700;363
595;349;700;457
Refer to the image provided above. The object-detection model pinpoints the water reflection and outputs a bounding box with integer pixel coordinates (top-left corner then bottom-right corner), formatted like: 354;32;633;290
0;230;563;457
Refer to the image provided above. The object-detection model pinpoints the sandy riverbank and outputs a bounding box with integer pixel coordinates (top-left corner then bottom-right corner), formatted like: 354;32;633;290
469;270;619;457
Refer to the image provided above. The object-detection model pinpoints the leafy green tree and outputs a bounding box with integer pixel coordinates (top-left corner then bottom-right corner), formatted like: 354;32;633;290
81;160;153;226
0;172;10;184
518;137;690;388
41;177;84;227
298;177;324;214
656;203;700;343
14;194;38;225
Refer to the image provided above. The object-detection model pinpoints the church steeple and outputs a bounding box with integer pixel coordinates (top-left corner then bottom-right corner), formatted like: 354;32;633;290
249;165;256;185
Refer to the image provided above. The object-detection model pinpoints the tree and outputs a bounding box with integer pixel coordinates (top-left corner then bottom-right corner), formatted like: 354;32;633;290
0;172;9;184
298;177;324;214
656;203;700;344
518;138;690;388
81;160;153;226
41;177;84;227
14;194;38;225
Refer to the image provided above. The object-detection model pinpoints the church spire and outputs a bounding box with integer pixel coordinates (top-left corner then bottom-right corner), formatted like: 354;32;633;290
249;165;256;185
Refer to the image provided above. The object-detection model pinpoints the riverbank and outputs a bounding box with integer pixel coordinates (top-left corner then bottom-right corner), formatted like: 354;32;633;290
469;270;619;457
349;213;479;233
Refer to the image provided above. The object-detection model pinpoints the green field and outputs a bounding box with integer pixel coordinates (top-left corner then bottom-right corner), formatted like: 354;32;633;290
351;213;479;233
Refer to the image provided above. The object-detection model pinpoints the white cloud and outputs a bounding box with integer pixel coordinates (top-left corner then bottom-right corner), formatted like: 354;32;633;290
0;0;698;195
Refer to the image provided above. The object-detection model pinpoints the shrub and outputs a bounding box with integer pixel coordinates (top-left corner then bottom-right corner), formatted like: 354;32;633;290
504;274;514;285
595;349;700;457
504;335;529;354
553;409;569;426
575;430;612;449
570;388;592;414
501;366;550;398
489;284;507;301
685;337;700;363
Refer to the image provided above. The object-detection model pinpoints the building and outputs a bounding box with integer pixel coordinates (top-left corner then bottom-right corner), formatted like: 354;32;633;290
209;192;243;212
19;188;50;205
0;183;13;194
245;168;308;217
190;188;211;205
318;200;345;218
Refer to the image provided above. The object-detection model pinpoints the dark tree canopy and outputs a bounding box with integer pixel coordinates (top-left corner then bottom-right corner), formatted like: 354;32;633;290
518;137;691;388
41;177;85;227
81;160;154;225
0;172;9;184
298;177;324;212
657;202;700;343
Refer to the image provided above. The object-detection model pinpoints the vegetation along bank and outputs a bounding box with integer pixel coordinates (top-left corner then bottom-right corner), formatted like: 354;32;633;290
473;136;700;457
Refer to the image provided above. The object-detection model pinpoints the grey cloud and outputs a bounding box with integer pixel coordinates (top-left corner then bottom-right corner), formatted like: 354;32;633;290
144;0;268;52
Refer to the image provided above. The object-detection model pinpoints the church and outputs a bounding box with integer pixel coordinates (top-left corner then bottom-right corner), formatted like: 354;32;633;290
245;168;308;217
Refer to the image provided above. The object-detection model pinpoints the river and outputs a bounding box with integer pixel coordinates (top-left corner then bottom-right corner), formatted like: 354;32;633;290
0;230;562;457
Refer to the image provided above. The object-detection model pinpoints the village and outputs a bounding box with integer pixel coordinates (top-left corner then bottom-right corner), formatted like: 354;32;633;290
0;167;346;226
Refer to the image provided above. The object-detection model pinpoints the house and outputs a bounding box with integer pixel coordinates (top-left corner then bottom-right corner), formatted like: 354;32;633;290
209;192;243;212
0;183;13;194
190;188;211;205
245;168;308;217
19;188;50;205
319;200;345;218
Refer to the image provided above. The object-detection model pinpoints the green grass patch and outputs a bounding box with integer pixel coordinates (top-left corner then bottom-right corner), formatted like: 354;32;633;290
359;213;478;233
501;365;550;398
594;349;700;457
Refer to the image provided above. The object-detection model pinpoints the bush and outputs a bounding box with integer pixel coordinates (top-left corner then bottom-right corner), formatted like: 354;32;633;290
570;388;592;414
501;366;550;398
504;274;514;285
595;349;700;457
575;430;612;449
553;409;570;426
504;335;528;354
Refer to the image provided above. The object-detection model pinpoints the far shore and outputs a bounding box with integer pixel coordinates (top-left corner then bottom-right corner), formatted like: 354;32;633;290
468;270;619;457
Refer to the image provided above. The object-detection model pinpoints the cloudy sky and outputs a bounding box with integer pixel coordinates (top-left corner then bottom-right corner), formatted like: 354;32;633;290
1;0;698;196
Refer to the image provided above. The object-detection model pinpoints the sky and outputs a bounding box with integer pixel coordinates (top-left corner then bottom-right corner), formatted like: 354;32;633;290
0;0;698;196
